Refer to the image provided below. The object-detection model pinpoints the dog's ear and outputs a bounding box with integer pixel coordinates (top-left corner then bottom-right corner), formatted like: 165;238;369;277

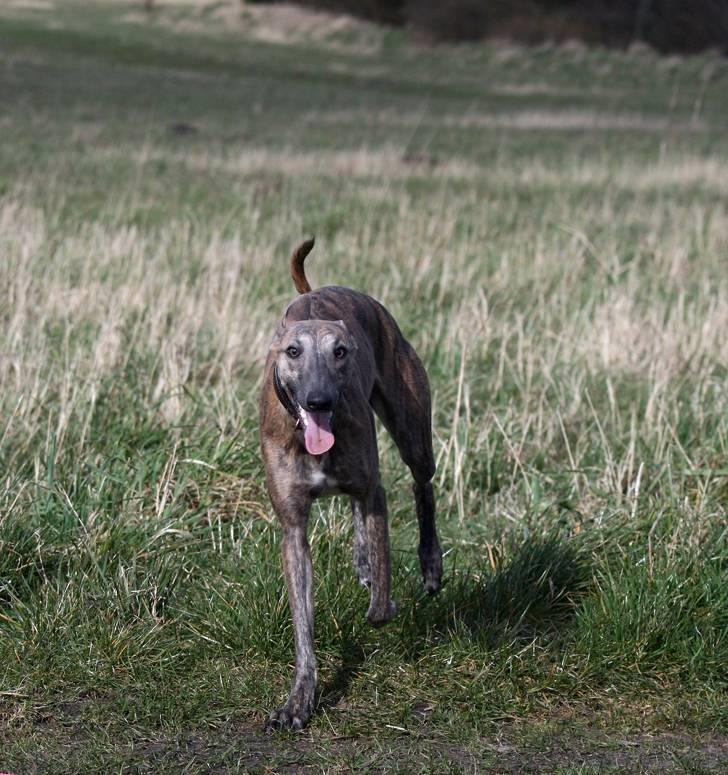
272;317;288;345
336;320;358;352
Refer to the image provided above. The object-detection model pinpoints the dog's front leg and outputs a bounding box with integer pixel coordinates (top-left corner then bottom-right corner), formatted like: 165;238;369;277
266;515;317;732
361;484;398;626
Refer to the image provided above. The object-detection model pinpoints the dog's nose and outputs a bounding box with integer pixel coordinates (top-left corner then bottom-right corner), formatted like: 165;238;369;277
305;393;335;412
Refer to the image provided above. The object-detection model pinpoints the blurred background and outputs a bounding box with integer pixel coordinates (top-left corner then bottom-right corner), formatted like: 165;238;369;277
246;0;728;52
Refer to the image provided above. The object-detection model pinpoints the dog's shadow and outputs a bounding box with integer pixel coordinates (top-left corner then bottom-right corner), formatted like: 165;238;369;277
420;533;589;649
317;637;367;711
318;533;590;708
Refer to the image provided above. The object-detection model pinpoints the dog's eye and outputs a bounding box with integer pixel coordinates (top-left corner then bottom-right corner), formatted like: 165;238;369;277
286;346;300;359
334;346;347;360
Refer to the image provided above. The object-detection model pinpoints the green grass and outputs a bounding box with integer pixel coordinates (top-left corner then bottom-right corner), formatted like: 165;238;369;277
1;1;727;771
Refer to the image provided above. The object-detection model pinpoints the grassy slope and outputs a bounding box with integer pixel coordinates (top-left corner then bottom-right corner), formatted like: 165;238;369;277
1;1;727;771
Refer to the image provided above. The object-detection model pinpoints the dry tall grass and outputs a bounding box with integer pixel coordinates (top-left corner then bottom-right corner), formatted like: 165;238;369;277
2;145;726;530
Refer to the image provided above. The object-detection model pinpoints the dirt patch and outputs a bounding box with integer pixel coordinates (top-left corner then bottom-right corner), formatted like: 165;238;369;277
498;729;728;773
4;710;726;773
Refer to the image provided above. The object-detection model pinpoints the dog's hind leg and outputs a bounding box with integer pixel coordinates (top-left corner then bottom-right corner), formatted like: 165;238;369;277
371;351;443;595
412;478;442;595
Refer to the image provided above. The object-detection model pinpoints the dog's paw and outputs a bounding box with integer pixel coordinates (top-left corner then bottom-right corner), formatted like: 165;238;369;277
423;567;442;595
367;599;398;627
420;548;443;595
264;680;315;734
264;706;309;734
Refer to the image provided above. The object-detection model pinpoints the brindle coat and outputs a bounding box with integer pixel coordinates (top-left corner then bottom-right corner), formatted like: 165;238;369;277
260;239;442;732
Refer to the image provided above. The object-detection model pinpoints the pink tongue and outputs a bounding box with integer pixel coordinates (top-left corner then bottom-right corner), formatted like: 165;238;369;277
302;410;335;455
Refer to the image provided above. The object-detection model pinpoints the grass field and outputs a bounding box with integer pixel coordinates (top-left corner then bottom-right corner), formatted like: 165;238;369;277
1;1;727;771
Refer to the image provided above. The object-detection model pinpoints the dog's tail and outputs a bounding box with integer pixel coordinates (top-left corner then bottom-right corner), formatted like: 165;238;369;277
290;238;315;294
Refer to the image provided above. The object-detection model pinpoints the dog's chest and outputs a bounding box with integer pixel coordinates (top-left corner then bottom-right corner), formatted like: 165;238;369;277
306;461;340;497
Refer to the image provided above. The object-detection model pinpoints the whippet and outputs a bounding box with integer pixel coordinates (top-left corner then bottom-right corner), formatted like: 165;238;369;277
259;239;442;731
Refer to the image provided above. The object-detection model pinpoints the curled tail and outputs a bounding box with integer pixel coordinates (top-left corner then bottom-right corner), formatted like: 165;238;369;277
290;238;315;294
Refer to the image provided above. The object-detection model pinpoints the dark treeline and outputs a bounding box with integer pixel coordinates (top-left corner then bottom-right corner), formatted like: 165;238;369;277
249;0;728;53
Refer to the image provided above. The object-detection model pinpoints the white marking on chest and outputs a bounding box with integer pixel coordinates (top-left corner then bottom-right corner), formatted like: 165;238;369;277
309;467;338;495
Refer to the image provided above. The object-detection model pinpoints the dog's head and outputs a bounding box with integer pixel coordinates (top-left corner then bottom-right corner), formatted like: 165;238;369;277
272;319;358;455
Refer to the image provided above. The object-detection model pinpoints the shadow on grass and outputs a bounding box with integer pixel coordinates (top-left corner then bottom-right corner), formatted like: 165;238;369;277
396;533;592;656
315;533;592;709
317;638;367;711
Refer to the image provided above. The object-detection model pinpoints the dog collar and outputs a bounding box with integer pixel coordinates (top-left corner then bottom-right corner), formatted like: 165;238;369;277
273;364;300;423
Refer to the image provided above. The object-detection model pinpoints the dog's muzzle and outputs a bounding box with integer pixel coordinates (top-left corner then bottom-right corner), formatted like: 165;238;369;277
273;365;336;455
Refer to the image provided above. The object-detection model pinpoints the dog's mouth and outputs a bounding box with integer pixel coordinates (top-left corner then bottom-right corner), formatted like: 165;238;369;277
299;408;335;456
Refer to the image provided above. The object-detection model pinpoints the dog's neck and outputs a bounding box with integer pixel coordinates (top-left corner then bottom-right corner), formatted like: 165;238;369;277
273;364;300;422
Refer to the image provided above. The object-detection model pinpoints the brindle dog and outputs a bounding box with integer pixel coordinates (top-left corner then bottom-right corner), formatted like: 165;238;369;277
260;239;443;732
